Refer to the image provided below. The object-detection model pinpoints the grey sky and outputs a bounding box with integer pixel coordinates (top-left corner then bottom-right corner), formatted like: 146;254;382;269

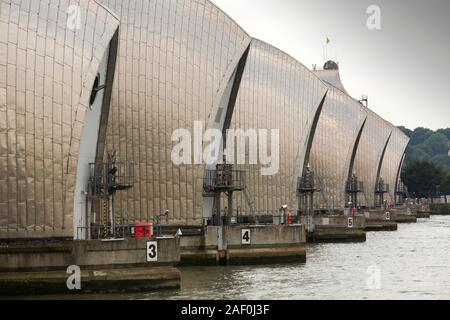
211;0;450;130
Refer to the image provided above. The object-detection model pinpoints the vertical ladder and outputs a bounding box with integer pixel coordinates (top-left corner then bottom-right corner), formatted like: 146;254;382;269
243;188;258;224
315;174;333;215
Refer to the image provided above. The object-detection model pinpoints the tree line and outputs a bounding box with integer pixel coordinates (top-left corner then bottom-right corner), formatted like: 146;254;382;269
399;127;450;198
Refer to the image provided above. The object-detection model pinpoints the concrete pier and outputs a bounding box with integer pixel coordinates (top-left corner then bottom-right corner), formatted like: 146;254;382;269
309;228;366;243
416;211;431;218
0;237;181;295
364;222;398;231
364;211;398;231
300;215;367;243
409;204;431;218
390;208;417;223
0;267;180;296
179;224;307;266
365;208;417;224
0;237;180;271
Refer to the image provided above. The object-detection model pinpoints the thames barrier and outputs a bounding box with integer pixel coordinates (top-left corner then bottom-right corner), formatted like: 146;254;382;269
0;0;449;300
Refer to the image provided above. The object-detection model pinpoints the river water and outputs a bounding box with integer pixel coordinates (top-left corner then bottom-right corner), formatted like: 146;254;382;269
18;215;450;300
143;215;450;300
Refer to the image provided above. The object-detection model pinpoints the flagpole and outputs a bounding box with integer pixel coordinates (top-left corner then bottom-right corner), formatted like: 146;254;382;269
323;45;325;64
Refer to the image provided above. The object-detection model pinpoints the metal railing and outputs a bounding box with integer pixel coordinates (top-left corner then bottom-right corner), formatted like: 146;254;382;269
76;224;137;240
203;169;246;192
88;161;134;198
76;219;164;240
375;183;390;193
211;209;300;225
346;180;364;192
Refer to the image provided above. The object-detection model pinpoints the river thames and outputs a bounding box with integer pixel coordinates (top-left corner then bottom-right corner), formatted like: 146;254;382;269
29;215;450;300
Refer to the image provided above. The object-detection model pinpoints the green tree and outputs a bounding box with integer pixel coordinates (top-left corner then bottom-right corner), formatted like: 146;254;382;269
399;126;450;176
418;132;449;157
401;160;444;198
404;146;430;167
437;128;450;140
431;154;450;171
410;127;433;145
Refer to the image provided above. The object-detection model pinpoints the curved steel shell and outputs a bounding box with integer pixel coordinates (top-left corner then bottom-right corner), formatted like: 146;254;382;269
99;0;251;224
309;84;367;210
0;0;415;237
230;39;328;213
313;69;348;95
380;126;409;205
0;0;119;237
353;110;392;208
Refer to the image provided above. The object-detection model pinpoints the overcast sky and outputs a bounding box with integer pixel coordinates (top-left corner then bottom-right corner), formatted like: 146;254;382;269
211;0;450;130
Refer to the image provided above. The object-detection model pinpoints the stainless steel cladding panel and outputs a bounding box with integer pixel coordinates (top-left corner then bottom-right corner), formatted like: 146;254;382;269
309;85;367;211
229;39;328;214
99;0;251;224
353;110;392;208
380;126;409;204
313;69;348;95
0;0;119;238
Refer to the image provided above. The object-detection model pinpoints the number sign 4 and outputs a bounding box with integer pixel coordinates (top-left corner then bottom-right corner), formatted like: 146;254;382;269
242;229;251;245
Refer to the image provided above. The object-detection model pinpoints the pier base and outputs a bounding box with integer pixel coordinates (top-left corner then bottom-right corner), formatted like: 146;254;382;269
364;209;416;224
415;211;431;218
179;224;307;266
0;266;180;296
391;209;417;223
308;228;366;243
299;214;366;243
364;221;398;231
226;246;306;265
363;211;398;231
0;237;181;295
179;249;220;266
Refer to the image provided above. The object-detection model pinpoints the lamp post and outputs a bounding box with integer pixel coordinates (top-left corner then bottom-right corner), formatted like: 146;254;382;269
280;204;288;224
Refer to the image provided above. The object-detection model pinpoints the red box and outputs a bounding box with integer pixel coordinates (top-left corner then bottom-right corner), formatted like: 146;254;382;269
134;222;152;238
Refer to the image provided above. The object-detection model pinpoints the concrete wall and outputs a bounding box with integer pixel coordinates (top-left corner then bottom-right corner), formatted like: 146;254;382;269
180;227;219;250
364;210;389;221
299;214;366;229
180;224;306;251
223;225;305;249
0;237;179;272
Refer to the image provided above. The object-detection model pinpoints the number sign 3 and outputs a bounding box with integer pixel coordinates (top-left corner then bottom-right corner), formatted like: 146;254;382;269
147;241;158;262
